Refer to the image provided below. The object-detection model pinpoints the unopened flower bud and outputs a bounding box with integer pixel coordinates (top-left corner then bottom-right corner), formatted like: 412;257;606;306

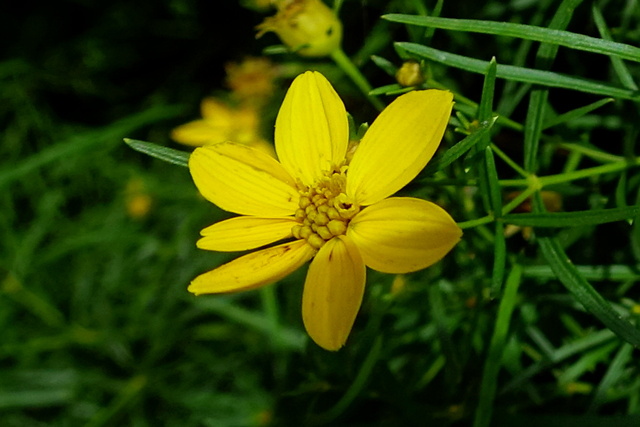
256;0;342;57
396;60;425;87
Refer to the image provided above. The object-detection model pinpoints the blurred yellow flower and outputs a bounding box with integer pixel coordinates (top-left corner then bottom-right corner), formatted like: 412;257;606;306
188;71;461;350
225;57;279;104
171;97;274;156
125;178;152;219
256;0;342;57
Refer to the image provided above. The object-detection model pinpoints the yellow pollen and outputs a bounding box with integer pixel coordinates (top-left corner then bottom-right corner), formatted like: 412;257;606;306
292;170;359;249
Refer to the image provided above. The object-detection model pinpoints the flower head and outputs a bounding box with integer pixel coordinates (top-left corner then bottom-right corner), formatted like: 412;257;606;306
188;71;461;350
171;97;274;156
125;177;152;219
256;0;342;57
225;57;279;105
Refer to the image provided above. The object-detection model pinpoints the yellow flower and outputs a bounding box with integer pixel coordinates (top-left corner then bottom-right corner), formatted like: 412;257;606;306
256;0;342;57
225;57;279;105
188;71;461;350
125;177;152;219
171;97;274;156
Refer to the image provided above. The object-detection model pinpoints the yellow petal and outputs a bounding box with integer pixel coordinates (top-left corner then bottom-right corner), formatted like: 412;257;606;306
200;97;232;121
189;240;316;295
275;71;348;185
171;119;226;147
347;197;461;274
302;235;366;351
189;142;300;217
198;216;297;252
347;90;454;205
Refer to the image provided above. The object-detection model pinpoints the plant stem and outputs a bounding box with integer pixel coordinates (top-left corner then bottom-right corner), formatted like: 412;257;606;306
331;47;386;111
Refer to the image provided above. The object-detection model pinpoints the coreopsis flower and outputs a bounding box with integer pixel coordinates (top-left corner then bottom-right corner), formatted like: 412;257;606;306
125;177;152;219
225;57;279;105
188;71;461;350
171;97;274;156
256;0;342;57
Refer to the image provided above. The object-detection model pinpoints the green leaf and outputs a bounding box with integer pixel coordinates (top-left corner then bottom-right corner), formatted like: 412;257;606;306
591;5;638;90
124;139;190;168
537;236;640;347
543;98;615;130
524;264;640;281
423;116;496;175
588;342;634;412
0;369;78;408
474;263;522;427
504;205;640;227
395;42;640;101
0;105;183;189
369;83;412;96
370;55;398;77
384;14;640;63
500;329;617;394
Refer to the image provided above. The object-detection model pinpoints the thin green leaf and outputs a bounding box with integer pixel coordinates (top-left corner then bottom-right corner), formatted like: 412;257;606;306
555;341;618;387
504;205;640;227
543;98;615;129
478;57;497;126
474;263;522;427
0;105;183;189
475;59;498;214
554;141;623;163
537;236;640;347
485;148;502;216
485;147;506;297
124;139;190;168
591;5;638;90
370;55;398;77
423;116;497;175
588;342;634;412
193;297;306;351
384;14;640;63
369;83;412;96
0;369;78;408
312;337;382;424
395;42;640;101
500;329;617;394
524;264;640;281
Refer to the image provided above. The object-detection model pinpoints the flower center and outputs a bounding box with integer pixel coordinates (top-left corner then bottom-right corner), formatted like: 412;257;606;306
292;168;360;249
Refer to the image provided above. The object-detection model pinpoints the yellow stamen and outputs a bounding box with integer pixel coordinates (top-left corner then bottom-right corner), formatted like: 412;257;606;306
293;168;359;248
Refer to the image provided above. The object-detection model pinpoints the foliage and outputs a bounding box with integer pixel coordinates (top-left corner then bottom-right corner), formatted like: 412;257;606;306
2;0;640;426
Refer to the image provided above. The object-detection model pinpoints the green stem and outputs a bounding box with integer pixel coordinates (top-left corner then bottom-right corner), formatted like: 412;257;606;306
556;142;624;163
502;185;538;215
458;215;494;229
501;158;640;188
490;143;529;178
331;47;386;111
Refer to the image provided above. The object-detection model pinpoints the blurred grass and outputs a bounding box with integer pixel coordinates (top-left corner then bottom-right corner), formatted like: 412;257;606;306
2;0;640;426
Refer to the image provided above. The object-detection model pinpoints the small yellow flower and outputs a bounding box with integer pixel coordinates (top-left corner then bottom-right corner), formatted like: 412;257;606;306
171;97;274;156
225;57;279;104
256;0;342;57
188;71;461;350
125;178;152;219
